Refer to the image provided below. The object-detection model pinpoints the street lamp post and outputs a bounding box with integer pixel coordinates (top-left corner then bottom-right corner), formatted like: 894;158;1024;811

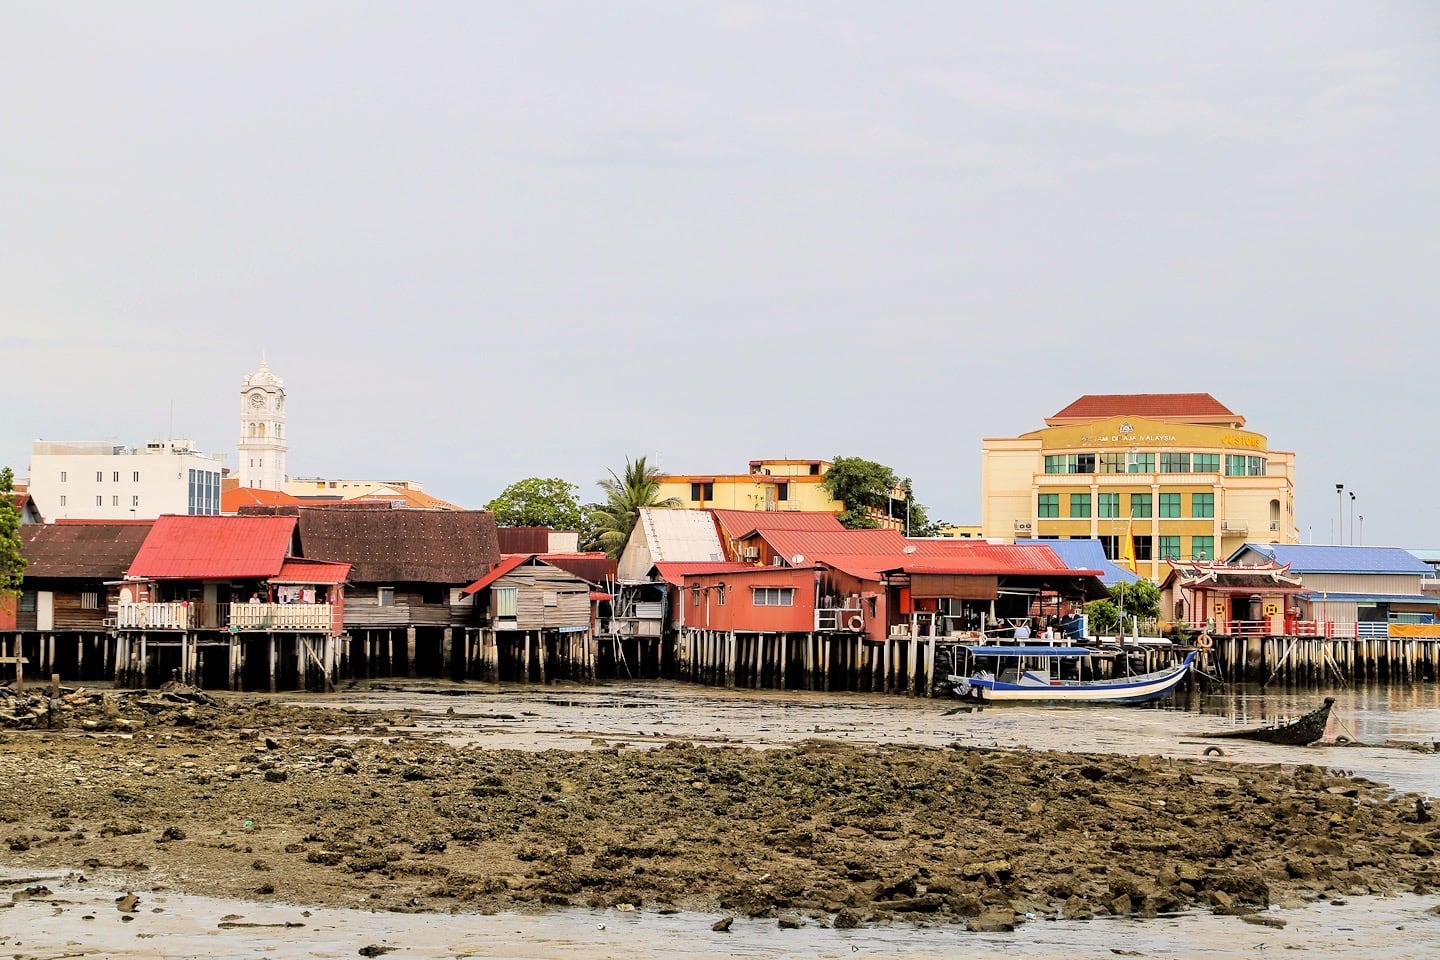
1335;484;1344;545
1349;492;1356;547
1359;515;1364;546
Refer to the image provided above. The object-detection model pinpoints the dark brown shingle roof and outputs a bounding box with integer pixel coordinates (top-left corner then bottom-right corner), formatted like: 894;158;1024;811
20;521;154;579
296;508;500;584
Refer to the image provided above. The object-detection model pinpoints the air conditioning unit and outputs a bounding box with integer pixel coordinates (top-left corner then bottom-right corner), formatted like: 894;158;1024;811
1014;521;1033;532
742;547;759;560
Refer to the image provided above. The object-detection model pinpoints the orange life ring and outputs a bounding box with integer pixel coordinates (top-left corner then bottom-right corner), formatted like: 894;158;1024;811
1197;634;1214;650
847;615;864;631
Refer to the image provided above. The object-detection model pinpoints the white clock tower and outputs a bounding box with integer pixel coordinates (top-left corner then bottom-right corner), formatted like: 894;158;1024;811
237;357;288;490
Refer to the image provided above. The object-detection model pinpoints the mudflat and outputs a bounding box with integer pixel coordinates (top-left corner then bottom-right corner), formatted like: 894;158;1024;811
2;689;1437;931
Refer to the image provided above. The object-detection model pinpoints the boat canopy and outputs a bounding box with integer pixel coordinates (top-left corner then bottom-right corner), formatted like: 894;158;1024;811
963;645;1092;657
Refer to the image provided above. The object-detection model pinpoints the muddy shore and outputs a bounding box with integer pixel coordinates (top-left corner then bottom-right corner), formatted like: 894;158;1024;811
2;689;1438;932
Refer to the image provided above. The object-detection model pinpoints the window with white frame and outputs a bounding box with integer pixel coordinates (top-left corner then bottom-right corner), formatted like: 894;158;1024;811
378;586;395;606
752;587;795;606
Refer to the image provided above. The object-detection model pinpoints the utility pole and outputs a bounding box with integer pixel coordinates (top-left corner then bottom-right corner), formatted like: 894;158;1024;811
1335;483;1344;545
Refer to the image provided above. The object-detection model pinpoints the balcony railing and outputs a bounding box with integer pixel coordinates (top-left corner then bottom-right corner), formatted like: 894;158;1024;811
115;602;333;632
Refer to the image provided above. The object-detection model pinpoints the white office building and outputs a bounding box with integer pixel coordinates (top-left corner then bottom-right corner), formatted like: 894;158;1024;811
27;439;225;521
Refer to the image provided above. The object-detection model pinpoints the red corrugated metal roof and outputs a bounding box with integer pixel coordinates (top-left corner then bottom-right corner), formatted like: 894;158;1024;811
497;527;553;554
710;510;845;540
810;542;1104;581
652;561;757;586
127;515;297;580
461;554;533;594
810;554;893;580
756;528;909;559
272;558;351;584
1047;393;1239;424
539;553;616;584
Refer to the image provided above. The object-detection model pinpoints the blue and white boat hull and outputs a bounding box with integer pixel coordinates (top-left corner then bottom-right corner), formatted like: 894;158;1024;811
949;652;1197;705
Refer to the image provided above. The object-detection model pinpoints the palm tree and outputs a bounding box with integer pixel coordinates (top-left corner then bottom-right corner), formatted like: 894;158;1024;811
589;456;681;558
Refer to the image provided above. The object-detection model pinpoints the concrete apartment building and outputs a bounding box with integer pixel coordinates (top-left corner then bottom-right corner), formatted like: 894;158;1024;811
26;439;224;521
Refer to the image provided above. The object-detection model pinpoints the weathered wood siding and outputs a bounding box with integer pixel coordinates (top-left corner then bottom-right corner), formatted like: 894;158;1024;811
9;583;109;633
497;565;590;631
342;585;473;629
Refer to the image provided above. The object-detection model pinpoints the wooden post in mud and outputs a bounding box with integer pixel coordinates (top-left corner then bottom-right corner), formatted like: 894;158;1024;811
722;632;734;688
138;634;148;689
267;636;277;692
522;632;532;683
779;635;788;691
442;628;453;680
112;635;125;686
405;627;417;678
923;637;935;697
907;634;918;697
538;631;548;684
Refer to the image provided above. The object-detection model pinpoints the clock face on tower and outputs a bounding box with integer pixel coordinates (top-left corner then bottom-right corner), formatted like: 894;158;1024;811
249;392;265;409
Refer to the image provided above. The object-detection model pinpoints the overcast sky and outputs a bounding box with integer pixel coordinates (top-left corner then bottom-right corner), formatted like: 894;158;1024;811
3;2;1437;545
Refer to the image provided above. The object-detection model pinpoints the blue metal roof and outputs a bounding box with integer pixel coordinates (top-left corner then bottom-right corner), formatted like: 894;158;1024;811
1297;592;1440;605
1014;538;1141;587
1229;543;1434;576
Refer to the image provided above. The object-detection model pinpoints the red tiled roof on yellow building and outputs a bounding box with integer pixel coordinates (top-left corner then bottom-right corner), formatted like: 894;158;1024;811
222;487;305;514
1045;393;1243;427
348;486;463;511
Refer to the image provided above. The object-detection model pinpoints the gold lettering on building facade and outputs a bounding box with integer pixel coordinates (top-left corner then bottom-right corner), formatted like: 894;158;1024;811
1079;434;1178;445
1222;434;1264;449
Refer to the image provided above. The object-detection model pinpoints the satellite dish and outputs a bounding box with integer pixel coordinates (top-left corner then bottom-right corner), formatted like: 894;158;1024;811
902;545;918;555
791;554;806;565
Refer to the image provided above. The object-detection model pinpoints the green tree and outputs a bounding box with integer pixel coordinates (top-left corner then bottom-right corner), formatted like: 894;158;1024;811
1085;579;1161;635
589;456;681;558
1085;598;1122;636
484;477;585;531
0;467;25;599
822;457;942;534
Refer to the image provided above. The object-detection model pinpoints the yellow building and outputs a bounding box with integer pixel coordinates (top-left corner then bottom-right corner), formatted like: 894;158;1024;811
981;394;1298;581
655;459;905;528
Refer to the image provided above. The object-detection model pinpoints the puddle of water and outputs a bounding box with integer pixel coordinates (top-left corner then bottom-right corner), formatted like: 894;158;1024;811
288;680;1440;797
4;870;1438;960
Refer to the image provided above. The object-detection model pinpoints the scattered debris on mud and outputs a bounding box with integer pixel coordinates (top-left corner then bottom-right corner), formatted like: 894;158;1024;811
2;693;1438;930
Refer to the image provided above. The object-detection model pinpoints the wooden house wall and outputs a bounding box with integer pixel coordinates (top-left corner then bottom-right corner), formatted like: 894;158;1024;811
343;584;471;629
497;564;590;630
9;581;111;633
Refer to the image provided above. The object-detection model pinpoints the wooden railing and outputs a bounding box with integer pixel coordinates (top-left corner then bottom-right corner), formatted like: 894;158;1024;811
115;602;333;632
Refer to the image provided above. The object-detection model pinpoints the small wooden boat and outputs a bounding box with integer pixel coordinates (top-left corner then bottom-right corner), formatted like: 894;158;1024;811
946;645;1196;705
1200;697;1336;746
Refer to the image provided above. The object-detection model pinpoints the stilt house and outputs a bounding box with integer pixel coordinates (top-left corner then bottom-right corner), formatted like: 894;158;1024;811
3;520;153;684
295;505;501;679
